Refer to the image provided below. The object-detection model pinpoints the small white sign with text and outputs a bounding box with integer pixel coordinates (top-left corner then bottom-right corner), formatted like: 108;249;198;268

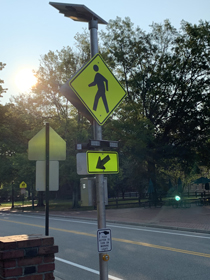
97;229;112;252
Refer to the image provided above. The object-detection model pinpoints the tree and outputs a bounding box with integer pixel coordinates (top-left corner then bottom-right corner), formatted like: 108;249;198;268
3;18;210;202
103;100;153;195
0;103;30;183
30;44;92;202
0;102;39;207
101;18;210;190
0;62;7;99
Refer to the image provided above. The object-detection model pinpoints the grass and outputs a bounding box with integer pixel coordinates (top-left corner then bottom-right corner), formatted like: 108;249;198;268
0;196;202;211
0;199;95;212
0;200;34;207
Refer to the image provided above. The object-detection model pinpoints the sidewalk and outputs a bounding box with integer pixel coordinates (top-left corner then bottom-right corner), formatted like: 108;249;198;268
49;204;210;233
1;204;210;233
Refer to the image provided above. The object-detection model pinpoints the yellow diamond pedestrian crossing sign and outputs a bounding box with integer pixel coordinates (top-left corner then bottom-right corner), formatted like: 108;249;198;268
87;151;119;174
69;53;127;125
20;181;27;188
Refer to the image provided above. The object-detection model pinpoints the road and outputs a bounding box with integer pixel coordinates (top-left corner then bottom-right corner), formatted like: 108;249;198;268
0;211;210;280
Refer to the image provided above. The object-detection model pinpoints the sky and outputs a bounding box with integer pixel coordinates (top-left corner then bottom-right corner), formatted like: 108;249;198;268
1;0;210;104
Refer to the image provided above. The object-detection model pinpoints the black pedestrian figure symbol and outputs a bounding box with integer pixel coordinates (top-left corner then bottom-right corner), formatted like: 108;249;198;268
88;65;109;113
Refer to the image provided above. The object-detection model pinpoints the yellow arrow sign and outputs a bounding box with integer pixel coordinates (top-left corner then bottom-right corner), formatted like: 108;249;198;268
20;181;27;189
69;53;127;125
87;151;119;174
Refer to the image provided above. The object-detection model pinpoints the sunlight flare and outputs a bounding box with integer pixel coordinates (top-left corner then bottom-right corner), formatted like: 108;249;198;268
15;68;37;92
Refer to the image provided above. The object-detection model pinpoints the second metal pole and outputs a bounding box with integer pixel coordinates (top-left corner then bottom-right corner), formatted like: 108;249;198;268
45;122;50;236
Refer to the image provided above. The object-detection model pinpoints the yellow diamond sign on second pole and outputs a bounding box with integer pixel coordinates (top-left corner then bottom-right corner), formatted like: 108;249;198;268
69;53;127;125
20;181;27;189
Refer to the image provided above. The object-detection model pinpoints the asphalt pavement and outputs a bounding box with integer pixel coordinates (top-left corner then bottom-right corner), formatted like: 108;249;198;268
1;203;210;233
51;204;210;280
1;203;210;280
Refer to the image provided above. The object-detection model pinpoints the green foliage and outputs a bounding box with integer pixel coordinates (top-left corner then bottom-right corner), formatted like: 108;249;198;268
0;62;7;98
8;42;92;200
0;103;31;187
101;17;210;191
1;18;210;200
74;30;91;64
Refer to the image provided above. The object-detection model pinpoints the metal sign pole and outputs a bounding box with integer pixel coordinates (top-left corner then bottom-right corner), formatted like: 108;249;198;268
45;122;50;236
32;183;34;210
11;181;14;209
89;19;108;280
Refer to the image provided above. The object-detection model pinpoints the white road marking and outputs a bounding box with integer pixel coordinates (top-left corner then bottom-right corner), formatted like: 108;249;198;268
55;257;123;280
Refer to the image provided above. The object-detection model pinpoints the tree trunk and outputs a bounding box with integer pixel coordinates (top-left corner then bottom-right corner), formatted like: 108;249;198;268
72;184;79;209
37;191;45;207
148;160;156;189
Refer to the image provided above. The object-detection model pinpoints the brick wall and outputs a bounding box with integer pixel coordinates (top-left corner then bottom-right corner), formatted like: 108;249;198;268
0;234;58;280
